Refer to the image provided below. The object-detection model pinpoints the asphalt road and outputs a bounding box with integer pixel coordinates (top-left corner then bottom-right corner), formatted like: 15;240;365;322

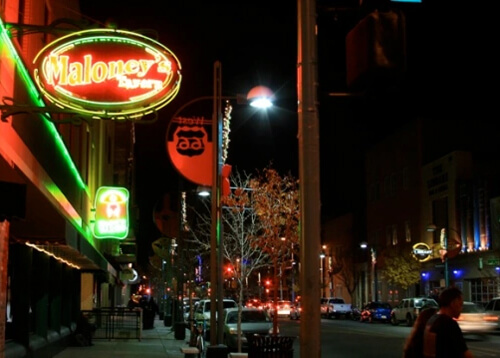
278;316;500;358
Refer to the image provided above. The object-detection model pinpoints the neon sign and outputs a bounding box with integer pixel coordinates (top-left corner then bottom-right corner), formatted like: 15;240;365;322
33;29;182;120
93;186;129;239
411;242;433;262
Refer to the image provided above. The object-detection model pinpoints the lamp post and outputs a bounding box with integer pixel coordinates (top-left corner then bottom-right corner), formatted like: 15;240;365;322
360;242;378;302
168;61;272;347
320;248;326;297
426;224;449;288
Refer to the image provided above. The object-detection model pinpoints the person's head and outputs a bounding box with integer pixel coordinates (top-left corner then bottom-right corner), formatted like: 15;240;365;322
438;287;463;318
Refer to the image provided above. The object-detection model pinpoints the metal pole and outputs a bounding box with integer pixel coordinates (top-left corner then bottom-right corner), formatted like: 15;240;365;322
373;249;378;301
279;266;283;300
372;248;378;301
298;0;321;357
444;231;449;287
209;60;223;345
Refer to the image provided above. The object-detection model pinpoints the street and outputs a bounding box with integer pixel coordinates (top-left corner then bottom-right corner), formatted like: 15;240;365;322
278;316;500;357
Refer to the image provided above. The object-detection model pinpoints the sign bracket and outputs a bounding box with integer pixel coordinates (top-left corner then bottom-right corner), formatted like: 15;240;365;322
0;97;160;124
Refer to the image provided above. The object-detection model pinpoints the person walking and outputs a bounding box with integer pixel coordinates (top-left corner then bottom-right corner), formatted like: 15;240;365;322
423;287;474;358
403;306;438;358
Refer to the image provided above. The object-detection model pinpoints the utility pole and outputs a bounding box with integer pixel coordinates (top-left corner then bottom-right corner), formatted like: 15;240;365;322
298;0;321;357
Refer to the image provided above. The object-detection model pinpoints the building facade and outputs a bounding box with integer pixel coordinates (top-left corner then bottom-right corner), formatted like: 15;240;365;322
1;1;138;356
362;119;500;306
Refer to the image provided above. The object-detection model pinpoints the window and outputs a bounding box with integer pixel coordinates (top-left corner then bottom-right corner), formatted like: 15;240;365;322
405;221;411;242
386;226;392;246
470;278;499;304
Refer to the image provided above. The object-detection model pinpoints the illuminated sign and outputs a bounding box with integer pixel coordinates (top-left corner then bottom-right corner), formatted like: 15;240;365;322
411;242;433;262
167;117;213;186
93;186;129;239
33;29;181;120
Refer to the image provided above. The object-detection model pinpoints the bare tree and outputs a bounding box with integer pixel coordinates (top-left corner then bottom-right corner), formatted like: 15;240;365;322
335;246;363;306
188;170;271;352
249;167;300;335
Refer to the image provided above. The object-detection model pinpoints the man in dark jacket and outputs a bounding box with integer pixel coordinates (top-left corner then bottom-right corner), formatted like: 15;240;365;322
423;287;473;358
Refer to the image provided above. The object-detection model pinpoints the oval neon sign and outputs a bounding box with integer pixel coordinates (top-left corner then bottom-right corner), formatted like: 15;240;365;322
412;242;433;262
33;28;182;120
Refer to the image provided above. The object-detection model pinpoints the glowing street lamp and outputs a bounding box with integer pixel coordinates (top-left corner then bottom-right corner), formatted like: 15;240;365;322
360;241;378;302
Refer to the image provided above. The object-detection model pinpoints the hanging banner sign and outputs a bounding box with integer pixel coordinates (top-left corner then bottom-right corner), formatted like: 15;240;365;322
32;28;182;120
166;116;213;186
93;186;129;239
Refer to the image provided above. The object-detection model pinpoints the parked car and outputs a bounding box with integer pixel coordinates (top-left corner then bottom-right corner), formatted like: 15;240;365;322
322;297;352;319
222;307;274;351
360;302;392;323
483;297;500;330
390;297;438;326
273;300;293;317
245;298;263;309
320;297;329;317
289;302;301;320
456;301;498;335
194;298;237;323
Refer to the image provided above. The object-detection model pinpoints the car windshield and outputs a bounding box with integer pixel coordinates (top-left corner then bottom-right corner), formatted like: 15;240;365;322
462;303;484;314
227;310;269;324
415;299;437;308
330;299;344;304
204;301;236;311
374;303;391;309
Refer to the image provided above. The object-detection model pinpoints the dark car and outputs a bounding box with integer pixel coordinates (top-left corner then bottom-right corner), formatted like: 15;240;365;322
360;302;392;323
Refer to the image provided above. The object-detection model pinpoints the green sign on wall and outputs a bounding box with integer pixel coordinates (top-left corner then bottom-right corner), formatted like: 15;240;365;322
93;186;129;240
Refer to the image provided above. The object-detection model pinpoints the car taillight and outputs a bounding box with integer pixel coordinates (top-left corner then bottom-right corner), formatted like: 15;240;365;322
483;315;499;322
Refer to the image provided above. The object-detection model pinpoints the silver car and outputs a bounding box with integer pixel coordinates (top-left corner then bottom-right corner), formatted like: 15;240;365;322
222;307;275;351
456;301;497;334
390;297;438;326
484;297;500;330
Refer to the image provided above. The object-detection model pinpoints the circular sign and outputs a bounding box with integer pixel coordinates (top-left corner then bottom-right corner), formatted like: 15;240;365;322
412;242;433;262
33;28;182;120
166;117;213;186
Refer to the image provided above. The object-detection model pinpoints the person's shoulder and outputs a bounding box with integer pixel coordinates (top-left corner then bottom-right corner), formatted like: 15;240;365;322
427;313;457;331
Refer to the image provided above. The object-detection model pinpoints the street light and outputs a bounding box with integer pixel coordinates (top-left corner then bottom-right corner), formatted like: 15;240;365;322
320;246;326;297
360;242;378;302
168;61;273;347
426;224;449;288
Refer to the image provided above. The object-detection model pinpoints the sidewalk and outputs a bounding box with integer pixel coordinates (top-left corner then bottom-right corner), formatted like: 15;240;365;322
54;318;193;358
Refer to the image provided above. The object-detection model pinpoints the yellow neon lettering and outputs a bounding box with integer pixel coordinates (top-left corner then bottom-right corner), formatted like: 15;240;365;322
157;60;172;74
84;55;92;84
92;62;107;83
42;55;169;86
108;60;125;79
124;60;139;76
45;55;68;86
138;60;155;77
68;61;83;86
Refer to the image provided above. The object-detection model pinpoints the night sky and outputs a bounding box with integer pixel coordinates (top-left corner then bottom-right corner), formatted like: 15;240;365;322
78;1;497;265
79;1;299;264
